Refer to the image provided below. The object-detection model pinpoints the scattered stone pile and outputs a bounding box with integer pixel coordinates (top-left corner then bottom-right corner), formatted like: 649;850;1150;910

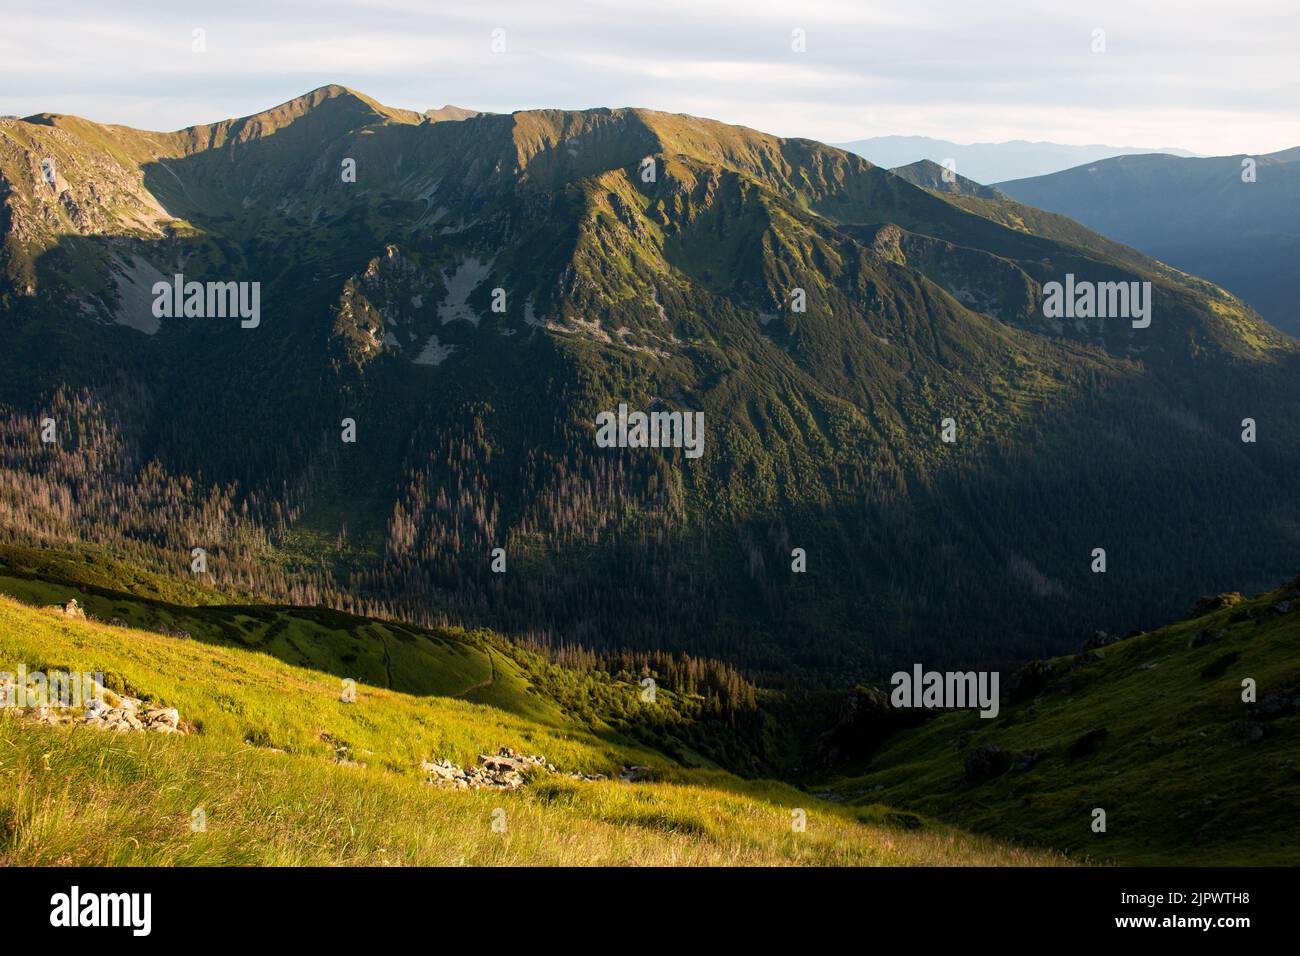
20;687;186;735
422;754;525;790
422;746;611;790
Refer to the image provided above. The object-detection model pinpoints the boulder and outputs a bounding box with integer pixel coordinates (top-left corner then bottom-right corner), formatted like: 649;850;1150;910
964;744;1009;784
1232;721;1269;746
1010;750;1042;772
1068;728;1109;758
142;707;179;729
480;754;528;773
1006;661;1054;703
1081;630;1118;651
1186;628;1224;649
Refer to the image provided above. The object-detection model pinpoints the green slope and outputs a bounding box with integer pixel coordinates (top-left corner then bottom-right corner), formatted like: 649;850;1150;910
0;543;784;772
0;571;1058;866
818;578;1300;865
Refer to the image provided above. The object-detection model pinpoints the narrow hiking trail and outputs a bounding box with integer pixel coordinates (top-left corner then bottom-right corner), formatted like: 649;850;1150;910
379;627;395;689
454;649;496;698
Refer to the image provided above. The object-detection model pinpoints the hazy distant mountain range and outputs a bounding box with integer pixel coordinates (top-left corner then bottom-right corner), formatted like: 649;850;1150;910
837;135;1200;183
998;148;1300;336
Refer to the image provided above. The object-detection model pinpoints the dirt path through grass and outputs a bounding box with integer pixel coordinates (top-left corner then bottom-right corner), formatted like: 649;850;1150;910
454;649;496;698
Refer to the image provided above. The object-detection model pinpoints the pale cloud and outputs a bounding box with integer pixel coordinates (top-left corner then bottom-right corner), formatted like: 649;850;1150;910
1;0;1296;155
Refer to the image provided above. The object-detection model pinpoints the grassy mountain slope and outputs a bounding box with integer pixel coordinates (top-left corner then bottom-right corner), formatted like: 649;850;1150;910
0;569;1055;866
0;543;792;774
818;578;1300;865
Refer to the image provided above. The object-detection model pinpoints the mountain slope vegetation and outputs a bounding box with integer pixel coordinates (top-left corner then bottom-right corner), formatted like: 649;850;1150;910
0;543;784;774
3;86;1300;683
817;575;1300;865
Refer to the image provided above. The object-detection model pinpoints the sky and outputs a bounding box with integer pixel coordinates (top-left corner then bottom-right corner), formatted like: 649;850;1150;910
2;0;1297;155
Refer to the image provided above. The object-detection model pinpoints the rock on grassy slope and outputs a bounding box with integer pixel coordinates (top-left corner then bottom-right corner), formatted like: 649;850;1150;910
0;577;1059;866
819;578;1300;865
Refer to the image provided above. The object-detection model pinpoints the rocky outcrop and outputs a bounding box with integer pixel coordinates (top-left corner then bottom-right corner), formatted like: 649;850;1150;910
1005;660;1054;703
1185;592;1246;620
22;687;186;735
963;743;1009;783
1081;629;1118;651
43;598;86;619
1255;690;1300;718
423;755;526;790
422;746;610;790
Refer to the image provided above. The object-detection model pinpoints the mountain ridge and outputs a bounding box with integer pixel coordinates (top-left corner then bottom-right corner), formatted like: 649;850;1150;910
997;148;1300;335
3;87;1300;681
838;134;1201;183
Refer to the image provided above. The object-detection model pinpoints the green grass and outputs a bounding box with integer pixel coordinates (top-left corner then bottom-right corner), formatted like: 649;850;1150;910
0;718;1057;865
0;543;234;606
0;589;1061;866
819;585;1300;865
